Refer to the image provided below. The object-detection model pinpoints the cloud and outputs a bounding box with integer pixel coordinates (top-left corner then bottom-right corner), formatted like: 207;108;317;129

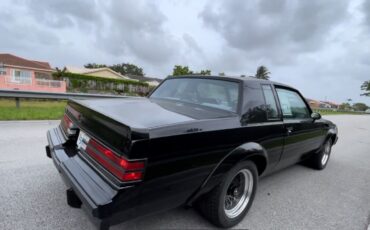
363;0;370;29
0;0;368;103
200;0;350;63
96;1;178;65
14;0;181;67
0;11;60;51
182;33;203;54
22;0;101;28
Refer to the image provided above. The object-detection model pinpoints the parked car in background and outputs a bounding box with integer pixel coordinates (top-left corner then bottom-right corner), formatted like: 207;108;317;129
46;76;338;229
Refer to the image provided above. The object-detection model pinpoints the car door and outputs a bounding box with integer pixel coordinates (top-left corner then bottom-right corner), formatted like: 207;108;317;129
239;83;286;175
274;86;326;169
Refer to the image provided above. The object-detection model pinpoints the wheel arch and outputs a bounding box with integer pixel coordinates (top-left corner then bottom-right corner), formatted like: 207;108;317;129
186;142;268;206
325;127;338;145
244;154;267;176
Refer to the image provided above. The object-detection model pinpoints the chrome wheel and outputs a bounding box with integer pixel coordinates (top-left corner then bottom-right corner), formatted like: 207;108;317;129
321;141;331;165
224;169;253;219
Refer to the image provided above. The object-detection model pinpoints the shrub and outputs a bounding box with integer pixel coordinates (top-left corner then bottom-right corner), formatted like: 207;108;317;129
53;72;149;95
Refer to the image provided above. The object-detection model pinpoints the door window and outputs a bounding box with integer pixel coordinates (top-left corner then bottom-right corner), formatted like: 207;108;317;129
276;88;310;119
261;85;279;120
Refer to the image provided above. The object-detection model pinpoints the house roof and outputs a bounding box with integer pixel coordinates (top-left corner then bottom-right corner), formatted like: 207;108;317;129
320;101;339;106
0;53;52;70
65;66;99;74
65;66;129;79
127;74;162;83
306;98;319;103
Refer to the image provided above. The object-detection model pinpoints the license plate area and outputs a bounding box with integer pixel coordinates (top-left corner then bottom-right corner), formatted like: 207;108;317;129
77;130;90;151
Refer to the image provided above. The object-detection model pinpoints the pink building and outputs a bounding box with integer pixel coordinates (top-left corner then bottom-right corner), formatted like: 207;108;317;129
0;53;66;93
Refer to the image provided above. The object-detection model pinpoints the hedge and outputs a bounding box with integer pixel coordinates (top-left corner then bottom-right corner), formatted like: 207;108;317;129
52;72;150;96
52;72;149;87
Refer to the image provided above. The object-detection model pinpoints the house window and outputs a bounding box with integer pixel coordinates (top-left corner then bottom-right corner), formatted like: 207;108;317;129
0;67;6;75
12;69;32;84
35;72;52;79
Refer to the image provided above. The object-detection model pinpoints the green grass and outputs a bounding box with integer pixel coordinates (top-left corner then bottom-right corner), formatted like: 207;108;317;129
0;99;66;120
313;109;366;115
0;98;366;120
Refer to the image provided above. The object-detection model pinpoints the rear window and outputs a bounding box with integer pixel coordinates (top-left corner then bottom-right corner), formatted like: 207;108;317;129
150;78;240;112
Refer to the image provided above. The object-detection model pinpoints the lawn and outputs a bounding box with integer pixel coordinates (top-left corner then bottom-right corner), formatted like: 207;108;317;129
0;99;67;120
313;109;366;115
0;98;366;120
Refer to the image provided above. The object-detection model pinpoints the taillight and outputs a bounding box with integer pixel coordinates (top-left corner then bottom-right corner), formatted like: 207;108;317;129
62;114;77;135
85;138;145;182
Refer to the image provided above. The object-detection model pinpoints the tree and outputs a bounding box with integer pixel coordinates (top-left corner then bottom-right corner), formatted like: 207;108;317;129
172;65;193;76
54;67;67;78
199;69;211;75
352;103;368;111
110;63;144;76
339;103;351;110
255;66;271;80
361;81;370;96
84;63;107;69
172;65;211;76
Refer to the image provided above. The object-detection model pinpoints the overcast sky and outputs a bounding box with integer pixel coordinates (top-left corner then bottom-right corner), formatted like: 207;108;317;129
1;0;369;104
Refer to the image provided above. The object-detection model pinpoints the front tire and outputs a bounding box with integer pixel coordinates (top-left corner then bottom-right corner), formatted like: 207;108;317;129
196;161;258;228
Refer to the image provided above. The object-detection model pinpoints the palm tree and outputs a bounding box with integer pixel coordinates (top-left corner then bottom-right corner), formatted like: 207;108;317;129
255;66;270;80
361;81;370;90
54;67;67;78
361;81;370;96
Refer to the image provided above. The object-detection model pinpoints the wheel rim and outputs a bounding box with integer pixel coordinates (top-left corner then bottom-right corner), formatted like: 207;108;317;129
224;169;253;219
321;141;331;165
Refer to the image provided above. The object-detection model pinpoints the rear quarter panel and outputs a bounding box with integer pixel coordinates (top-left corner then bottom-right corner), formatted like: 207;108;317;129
136;117;285;211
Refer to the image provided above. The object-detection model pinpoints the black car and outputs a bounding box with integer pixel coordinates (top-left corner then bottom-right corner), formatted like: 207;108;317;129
46;76;338;229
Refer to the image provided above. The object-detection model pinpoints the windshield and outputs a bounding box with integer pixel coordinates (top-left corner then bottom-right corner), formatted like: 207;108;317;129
150;78;240;113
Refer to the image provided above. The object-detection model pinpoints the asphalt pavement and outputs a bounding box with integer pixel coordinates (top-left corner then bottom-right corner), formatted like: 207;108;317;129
0;115;370;230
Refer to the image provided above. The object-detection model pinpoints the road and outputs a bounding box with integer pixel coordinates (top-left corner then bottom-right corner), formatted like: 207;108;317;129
0;115;370;230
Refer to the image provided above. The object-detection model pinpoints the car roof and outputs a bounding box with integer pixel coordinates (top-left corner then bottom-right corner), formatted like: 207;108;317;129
166;75;293;89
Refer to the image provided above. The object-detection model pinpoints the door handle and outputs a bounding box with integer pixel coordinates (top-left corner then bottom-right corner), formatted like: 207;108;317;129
286;127;294;134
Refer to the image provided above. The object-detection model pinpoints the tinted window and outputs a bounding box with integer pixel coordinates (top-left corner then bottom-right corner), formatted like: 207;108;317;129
150;78;239;112
261;85;279;119
241;86;267;124
276;88;310;119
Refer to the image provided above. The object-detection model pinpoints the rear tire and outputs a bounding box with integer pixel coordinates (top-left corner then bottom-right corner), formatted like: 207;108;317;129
307;139;332;170
196;161;258;228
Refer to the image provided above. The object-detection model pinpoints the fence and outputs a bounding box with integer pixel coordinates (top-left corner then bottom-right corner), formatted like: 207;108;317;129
35;79;64;88
312;107;369;114
0;75;66;93
0;89;129;108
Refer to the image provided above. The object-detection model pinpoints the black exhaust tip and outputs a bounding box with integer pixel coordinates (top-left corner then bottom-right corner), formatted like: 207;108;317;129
66;188;82;208
45;145;51;158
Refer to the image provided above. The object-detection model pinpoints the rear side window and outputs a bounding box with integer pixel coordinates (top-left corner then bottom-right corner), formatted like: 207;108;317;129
276;88;310;119
261;85;279;120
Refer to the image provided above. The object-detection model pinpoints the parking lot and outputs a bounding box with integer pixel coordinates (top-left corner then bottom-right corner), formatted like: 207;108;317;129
0;115;370;230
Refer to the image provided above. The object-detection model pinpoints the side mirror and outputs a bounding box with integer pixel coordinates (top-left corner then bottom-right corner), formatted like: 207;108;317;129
311;112;321;120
